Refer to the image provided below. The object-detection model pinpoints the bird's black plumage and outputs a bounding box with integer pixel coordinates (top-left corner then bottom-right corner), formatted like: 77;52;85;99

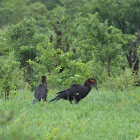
49;78;98;104
33;76;48;103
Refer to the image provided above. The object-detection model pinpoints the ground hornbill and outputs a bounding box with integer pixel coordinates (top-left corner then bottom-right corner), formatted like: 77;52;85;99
49;78;98;104
33;76;48;103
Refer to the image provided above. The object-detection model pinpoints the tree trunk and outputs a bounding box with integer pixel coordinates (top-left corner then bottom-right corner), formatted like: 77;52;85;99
126;31;139;76
65;37;69;52
107;56;111;77
54;22;62;50
50;35;53;43
54;22;63;67
5;86;10;100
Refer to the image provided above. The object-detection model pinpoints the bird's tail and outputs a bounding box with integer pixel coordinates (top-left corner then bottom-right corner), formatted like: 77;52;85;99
48;96;61;103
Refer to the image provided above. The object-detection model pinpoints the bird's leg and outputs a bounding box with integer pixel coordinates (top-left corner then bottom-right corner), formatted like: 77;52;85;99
74;95;80;104
75;98;79;104
42;97;46;101
69;96;73;104
67;93;73;104
73;96;77;104
75;100;79;104
69;100;73;104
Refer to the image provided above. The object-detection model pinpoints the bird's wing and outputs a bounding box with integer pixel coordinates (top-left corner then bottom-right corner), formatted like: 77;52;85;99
71;84;81;87
56;84;81;95
56;85;87;97
56;84;82;94
71;85;89;95
38;84;48;91
42;84;48;91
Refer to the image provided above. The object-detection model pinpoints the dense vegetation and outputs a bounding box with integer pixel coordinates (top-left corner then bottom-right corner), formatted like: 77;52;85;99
0;0;140;139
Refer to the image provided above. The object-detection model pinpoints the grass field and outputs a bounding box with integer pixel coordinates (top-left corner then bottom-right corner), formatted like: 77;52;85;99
0;88;140;140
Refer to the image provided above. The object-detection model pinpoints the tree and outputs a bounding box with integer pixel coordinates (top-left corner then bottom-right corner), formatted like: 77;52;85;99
27;0;61;10
7;18;37;67
0;0;28;27
27;2;48;19
59;0;84;16
71;13;134;77
48;6;71;52
81;0;140;75
7;18;48;86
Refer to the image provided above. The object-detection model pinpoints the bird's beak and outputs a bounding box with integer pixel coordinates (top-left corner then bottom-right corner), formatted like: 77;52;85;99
92;83;98;90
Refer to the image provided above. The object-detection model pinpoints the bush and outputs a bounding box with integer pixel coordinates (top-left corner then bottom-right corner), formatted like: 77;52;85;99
102;69;135;91
0;52;26;98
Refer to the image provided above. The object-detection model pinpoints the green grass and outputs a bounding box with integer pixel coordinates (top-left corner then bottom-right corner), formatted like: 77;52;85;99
0;88;140;140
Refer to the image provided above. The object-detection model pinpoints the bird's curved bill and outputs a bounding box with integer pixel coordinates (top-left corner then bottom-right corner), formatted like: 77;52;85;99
93;83;98;90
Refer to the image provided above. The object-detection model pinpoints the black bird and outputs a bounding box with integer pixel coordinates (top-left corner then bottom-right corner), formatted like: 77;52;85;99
49;78;98;104
33;76;48;103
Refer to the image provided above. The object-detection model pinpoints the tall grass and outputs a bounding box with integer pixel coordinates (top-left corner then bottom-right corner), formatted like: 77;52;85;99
0;88;140;140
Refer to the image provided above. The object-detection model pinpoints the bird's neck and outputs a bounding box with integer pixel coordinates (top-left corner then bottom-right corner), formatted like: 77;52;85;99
84;82;92;91
41;76;46;84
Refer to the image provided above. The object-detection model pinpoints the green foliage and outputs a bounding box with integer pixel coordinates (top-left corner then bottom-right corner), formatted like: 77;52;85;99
59;0;84;16
0;7;13;27
27;0;61;10
48;6;72;51
6;18;49;87
82;0;140;34
0;32;10;56
101;69;136;91
0;0;139;91
72;13;135;77
7;18;38;67
0;53;25;96
28;42;91;88
7;18;37;45
0;0;28;27
27;2;48;19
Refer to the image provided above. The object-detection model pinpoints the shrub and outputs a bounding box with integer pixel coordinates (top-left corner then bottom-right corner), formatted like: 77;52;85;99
0;52;26;98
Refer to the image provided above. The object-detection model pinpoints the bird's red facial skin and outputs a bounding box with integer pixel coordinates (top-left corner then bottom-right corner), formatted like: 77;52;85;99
90;79;94;83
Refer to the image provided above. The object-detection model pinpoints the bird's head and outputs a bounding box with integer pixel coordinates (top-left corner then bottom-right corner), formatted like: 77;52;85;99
87;78;98;90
